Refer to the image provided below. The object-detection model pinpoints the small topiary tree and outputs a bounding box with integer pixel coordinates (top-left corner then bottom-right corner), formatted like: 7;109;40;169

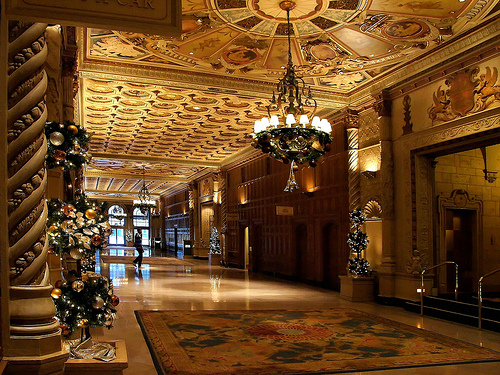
347;209;372;277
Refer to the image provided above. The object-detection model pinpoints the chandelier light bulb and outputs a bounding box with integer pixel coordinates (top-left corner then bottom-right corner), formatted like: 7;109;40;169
299;115;309;126
270;115;279;127
311;116;321;129
286;114;296;126
254;120;262;133
261;117;270;128
320;119;331;133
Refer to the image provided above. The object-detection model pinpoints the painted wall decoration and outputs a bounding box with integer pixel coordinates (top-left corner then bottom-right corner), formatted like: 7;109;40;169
428;67;500;125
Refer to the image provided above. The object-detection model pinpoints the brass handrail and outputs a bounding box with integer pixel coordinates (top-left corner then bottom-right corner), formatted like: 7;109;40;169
478;268;500;330
420;261;459;316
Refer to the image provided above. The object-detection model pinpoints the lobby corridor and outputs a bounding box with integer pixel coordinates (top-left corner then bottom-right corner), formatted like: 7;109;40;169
93;259;500;375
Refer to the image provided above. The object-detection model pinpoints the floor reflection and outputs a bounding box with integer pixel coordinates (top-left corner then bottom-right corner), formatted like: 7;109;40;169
92;257;500;375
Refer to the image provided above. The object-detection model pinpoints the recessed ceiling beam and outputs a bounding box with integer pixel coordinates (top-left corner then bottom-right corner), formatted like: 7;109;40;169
91;153;220;168
85;189;161;198
84;170;189;183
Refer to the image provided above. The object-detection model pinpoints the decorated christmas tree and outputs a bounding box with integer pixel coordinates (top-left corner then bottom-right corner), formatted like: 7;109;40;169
47;194;110;272
45;121;91;170
51;271;119;337
209;227;221;254
347;209;372;276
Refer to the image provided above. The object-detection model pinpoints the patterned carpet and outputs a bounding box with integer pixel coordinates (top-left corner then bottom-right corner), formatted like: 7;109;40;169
135;309;500;375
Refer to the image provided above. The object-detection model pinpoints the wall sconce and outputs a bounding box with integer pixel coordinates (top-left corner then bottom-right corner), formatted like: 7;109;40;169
213;191;221;204
361;170;377;179
302;191;314;198
484;169;497;183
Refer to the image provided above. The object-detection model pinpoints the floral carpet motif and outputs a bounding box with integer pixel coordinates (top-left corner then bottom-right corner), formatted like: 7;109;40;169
135;309;500;375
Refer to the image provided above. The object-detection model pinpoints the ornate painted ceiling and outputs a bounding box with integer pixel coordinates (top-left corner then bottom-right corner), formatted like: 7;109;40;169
80;0;499;200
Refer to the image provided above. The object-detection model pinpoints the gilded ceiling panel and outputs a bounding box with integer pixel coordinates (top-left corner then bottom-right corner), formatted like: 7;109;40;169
85;0;494;92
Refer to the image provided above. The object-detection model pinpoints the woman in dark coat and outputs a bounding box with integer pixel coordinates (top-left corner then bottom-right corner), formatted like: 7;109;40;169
133;232;144;268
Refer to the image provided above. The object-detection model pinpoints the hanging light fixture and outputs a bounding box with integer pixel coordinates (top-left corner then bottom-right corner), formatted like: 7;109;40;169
251;0;333;192
133;166;157;215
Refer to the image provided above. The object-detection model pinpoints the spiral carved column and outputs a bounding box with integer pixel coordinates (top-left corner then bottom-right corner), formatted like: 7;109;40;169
4;21;67;372
219;171;227;235
345;109;360;212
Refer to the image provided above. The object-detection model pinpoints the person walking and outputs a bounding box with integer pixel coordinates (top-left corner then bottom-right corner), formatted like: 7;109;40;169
133;231;144;268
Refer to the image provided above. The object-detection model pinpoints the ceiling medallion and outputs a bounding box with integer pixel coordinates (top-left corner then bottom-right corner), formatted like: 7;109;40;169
251;0;333;192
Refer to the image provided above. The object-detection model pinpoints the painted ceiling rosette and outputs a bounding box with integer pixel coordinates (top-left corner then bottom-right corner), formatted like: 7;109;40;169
86;0;497;92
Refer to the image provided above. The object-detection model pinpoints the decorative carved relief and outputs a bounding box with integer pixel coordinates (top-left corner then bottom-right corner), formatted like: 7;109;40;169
373;91;392;118
428;66;500;125
402;95;413;135
364;199;382;219
358;110;379;148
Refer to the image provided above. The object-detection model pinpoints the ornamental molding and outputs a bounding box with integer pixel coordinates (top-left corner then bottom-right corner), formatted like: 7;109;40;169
348;17;500;106
401;107;500;151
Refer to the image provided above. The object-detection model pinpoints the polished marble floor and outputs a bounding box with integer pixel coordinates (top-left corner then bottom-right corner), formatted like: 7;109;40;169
93;259;500;375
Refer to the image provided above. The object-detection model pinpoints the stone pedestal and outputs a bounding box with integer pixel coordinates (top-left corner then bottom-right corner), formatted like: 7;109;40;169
64;340;128;375
339;275;375;302
209;253;221;266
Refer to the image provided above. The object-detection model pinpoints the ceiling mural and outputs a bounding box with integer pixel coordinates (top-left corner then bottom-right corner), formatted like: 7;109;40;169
81;0;498;200
85;0;495;92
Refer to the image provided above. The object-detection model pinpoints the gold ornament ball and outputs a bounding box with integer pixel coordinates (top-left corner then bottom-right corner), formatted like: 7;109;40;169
72;280;85;292
54;149;66;161
104;314;113;326
51;288;62;299
49;131;65;146
69;247;84;260
77;318;89;328
63;204;75;216
67;125;78;135
92;296;105;309
85;209;96;219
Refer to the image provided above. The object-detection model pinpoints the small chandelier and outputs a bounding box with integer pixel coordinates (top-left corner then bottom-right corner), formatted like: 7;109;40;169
133;166;157;215
251;0;333;192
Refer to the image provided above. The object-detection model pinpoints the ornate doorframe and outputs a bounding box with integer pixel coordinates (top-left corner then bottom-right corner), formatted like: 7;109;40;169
437;189;483;292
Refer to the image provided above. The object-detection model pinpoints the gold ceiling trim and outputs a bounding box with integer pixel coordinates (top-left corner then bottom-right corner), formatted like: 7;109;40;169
85;188;161;198
90;153;220;168
78;67;347;108
84;170;189;182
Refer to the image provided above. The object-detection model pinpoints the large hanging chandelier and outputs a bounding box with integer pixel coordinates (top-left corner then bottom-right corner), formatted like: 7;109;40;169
133;166;157;215
251;0;333;192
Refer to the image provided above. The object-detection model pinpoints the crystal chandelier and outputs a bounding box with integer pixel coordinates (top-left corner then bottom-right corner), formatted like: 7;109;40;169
251;0;333;192
133;166;157;215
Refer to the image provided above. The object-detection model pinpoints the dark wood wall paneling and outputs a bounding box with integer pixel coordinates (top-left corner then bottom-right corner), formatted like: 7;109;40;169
226;124;350;290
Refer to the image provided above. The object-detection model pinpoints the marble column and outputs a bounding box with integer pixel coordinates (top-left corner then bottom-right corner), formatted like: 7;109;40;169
2;20;67;374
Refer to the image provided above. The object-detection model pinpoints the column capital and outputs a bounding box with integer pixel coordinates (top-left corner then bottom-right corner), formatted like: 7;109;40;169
373;91;392;118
